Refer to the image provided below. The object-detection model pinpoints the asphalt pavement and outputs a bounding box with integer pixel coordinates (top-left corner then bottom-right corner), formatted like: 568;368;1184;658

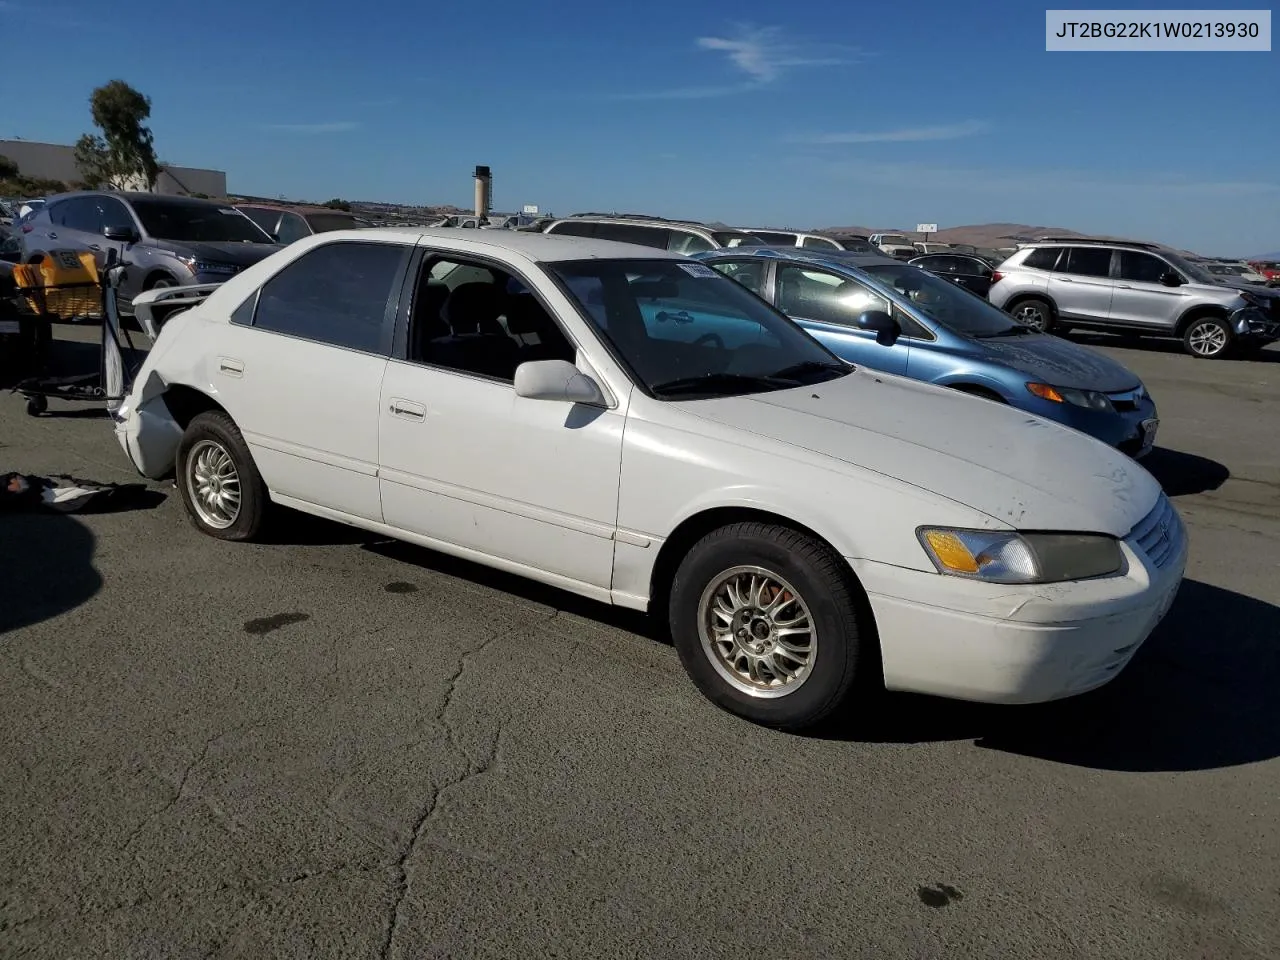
2;328;1278;959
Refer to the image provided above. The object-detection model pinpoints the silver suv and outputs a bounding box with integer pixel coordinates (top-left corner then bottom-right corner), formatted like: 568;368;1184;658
988;238;1280;358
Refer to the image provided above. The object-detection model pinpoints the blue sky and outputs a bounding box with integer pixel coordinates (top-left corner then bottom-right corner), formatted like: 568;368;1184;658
2;0;1277;254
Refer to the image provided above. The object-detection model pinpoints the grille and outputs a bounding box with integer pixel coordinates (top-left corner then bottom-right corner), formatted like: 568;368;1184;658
1106;387;1144;412
1128;495;1184;570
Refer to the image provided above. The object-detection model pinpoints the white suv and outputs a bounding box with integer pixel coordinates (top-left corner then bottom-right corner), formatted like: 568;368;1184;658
988;239;1280;358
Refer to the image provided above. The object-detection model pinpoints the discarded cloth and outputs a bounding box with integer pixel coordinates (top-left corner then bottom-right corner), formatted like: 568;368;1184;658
1;472;149;514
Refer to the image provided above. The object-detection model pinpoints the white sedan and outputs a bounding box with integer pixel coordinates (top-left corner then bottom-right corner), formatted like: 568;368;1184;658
116;229;1187;730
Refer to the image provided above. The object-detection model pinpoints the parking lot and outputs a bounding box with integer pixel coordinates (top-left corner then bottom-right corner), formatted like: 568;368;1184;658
2;328;1278;959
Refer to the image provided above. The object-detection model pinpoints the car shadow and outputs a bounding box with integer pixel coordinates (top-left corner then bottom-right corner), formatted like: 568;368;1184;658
1142;446;1230;496
362;538;658;639
0;512;102;634
822;579;1280;773
257;507;383;547
1065;331;1280;362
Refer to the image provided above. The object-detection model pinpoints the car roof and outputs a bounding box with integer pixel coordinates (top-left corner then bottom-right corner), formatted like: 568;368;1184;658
238;202;361;217
315;227;690;263
43;190;235;207
695;247;906;270
549;215;756;236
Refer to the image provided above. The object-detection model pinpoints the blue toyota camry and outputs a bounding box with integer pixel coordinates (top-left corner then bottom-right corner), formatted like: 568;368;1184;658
693;248;1159;458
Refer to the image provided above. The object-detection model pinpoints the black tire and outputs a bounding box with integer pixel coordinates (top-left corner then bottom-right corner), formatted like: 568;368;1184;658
668;522;866;730
175;410;268;541
1181;314;1233;359
25;395;47;416
1009;297;1055;333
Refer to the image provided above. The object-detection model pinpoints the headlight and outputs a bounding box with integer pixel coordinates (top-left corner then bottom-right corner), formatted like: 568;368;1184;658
917;527;1123;584
175;256;239;276
1026;382;1114;412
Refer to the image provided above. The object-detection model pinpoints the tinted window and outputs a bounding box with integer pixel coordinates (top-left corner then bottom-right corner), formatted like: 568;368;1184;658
1117;250;1173;284
668;231;714;254
1061;247;1113;278
860;263;1024;338
275;212;311;244
1021;247;1061;270
914;255;953;272
750;231;799;245
239;207;281;234
98;198;135;234
592;223;671;248
776;265;933;340
802;236;841;250
305;213;361;233
252;241;405;353
131;199;275;243
56;197;100;232
548;220;596;238
708;259;767;297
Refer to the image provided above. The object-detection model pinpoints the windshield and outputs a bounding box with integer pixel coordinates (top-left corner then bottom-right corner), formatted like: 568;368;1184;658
879;235;912;245
132;200;275;244
713;231;767;248
1160;251;1216;284
860;262;1025;337
550;258;849;399
1207;263;1247;276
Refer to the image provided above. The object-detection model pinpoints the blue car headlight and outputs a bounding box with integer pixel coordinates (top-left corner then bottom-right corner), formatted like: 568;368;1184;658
1026;382;1114;412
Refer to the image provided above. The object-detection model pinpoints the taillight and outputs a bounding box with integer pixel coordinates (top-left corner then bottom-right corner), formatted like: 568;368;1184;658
991;271;1003;284
21;223;32;232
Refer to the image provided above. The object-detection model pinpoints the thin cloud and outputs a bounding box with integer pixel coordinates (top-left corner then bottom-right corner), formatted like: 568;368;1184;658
259;121;359;134
604;24;857;101
791;120;991;144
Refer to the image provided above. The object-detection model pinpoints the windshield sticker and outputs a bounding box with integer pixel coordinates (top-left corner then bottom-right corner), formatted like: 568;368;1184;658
677;262;718;278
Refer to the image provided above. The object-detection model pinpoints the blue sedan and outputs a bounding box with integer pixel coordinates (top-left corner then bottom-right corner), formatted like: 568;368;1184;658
693;248;1159;457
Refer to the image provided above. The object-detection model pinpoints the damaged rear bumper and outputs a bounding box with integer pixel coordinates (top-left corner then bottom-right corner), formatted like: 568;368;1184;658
113;374;183;480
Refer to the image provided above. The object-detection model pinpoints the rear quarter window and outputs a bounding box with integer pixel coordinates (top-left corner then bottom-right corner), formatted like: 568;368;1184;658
1021;247;1062;270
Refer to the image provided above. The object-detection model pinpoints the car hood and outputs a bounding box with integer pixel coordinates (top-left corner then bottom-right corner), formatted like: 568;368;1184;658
155;240;282;266
962;331;1141;392
682;369;1161;537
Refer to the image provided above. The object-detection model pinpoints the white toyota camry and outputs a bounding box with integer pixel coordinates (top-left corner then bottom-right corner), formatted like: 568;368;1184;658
116;229;1187;730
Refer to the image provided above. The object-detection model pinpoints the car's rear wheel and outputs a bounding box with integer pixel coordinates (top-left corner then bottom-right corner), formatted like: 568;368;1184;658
668;522;865;730
1183;315;1233;359
1010;297;1055;333
176;411;267;541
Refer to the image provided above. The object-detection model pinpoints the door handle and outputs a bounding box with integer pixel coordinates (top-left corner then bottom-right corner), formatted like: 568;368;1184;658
1057;277;1073;282
1116;284;1132;289
47;231;58;239
218;357;244;377
389;398;426;420
88;244;101;251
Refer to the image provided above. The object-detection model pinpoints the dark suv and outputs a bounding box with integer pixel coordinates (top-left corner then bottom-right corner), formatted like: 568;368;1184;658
19;192;282;309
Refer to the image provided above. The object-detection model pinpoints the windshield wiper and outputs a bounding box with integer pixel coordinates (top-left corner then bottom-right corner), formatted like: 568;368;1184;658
767;359;851;381
650;372;797;397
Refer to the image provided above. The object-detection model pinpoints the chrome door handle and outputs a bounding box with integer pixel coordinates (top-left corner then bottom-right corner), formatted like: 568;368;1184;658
88;244;101;251
1116;284;1133;289
218;357;244;377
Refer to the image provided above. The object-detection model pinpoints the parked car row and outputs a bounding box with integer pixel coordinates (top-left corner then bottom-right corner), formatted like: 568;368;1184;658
114;226;1188;732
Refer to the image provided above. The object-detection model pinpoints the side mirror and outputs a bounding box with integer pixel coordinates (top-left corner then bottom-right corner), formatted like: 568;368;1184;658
513;359;607;406
1159;272;1184;287
856;309;901;346
104;224;139;242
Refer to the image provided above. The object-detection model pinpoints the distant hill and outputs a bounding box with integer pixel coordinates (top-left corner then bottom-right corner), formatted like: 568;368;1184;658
1251;252;1280;260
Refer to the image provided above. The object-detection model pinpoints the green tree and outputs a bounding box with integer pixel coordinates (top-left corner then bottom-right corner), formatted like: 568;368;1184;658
324;198;351;211
0;154;18;180
73;80;161;190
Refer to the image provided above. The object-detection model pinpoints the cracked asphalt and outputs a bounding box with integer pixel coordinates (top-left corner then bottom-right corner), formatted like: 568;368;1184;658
1;329;1278;959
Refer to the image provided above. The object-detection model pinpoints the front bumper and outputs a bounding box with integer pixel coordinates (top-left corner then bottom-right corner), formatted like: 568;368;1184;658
850;498;1188;704
1230;306;1280;343
1022;391;1159;459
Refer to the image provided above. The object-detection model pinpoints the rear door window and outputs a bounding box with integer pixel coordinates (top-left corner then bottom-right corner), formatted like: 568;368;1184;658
1061;247;1113;278
251;240;407;354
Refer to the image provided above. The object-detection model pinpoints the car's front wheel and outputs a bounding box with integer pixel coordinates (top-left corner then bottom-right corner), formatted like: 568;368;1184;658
668;522;866;730
1183;315;1233;359
175;411;267;541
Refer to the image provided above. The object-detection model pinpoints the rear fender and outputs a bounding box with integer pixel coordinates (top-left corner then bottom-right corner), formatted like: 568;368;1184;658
114;368;184;479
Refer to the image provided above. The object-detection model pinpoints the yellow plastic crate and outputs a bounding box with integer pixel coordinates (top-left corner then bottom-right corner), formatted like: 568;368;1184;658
11;250;102;319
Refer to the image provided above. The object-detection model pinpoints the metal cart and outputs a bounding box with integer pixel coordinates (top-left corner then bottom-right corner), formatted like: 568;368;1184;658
6;250;141;416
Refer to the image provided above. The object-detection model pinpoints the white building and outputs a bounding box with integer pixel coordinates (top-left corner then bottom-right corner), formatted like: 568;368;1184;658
0;139;228;197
